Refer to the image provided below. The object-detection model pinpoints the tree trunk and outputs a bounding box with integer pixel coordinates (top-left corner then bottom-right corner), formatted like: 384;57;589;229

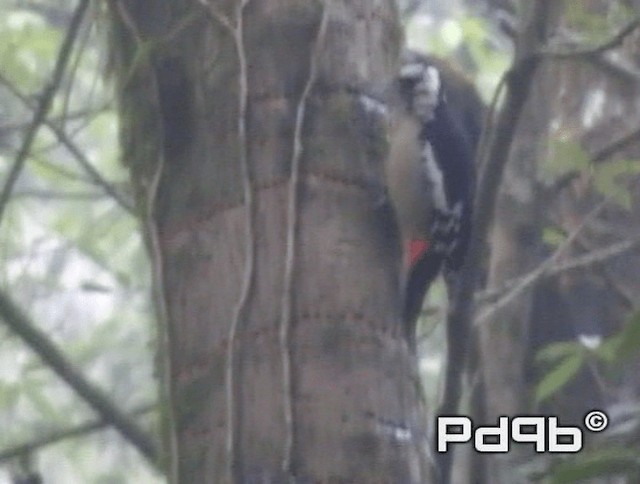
108;1;433;482
476;63;554;481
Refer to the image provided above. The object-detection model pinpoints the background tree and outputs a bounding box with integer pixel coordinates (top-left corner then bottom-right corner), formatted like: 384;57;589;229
0;0;160;482
405;0;640;482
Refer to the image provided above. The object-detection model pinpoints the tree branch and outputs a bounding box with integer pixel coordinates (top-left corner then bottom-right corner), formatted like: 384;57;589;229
0;403;156;463
550;234;640;276
478;231;640;310
0;72;135;214
12;189;106;201
0;289;159;465
540;18;640;59
0;106;109;133
551;125;640;195
477;201;607;325
590;53;640;85
0;0;91;228
573;237;636;311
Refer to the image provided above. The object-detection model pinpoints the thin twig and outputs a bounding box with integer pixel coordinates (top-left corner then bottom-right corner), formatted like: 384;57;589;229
0;403;156;463
550;234;640;275
478;230;640;310
0;0;91;228
0;106;110;132
0;289;159;465
477;201;607;326
0;59;133;214
574;237;635;311
0;71;134;212
279;1;329;474
588;54;640;85
538;23;640;84
540;18;640;59
552;126;640;194
475;123;640;304
60;6;94;125
49;121;135;212
591;127;640;164
12;189;105;200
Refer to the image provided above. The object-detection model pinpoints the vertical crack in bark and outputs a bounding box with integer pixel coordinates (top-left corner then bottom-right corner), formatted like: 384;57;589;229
225;2;254;482
199;0;256;481
279;2;330;475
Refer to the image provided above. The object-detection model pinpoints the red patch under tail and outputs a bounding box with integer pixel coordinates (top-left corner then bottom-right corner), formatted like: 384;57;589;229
407;239;430;268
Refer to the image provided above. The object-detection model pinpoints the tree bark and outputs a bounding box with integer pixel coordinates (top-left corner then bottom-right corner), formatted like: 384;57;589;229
475;59;555;483
109;1;433;482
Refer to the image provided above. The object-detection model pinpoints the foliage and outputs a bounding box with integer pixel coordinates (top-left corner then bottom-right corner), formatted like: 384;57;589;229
549;447;640;483
534;310;640;481
535;311;640;402
0;1;160;482
543;138;640;210
405;7;510;100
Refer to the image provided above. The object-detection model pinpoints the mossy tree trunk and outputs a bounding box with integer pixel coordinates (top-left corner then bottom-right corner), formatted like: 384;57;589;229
108;0;432;482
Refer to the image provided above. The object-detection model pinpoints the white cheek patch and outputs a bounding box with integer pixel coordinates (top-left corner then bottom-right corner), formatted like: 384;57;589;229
399;62;426;79
423;66;441;97
413;66;441;121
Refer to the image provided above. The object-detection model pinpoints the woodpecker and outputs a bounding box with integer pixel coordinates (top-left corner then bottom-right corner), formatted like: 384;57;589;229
386;52;478;338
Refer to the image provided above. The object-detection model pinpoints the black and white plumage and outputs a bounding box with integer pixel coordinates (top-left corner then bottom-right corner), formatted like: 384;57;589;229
386;52;477;333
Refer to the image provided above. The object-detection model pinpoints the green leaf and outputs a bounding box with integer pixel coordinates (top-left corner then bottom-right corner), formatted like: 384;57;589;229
596;310;640;364
550;447;640;483
596;333;623;363
0;380;21;411
593;159;640;210
22;378;64;423
535;353;584;403
563;9;616;43
0;11;62;89
542;226;567;248
616;310;640;360
542;138;590;182
535;341;581;364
